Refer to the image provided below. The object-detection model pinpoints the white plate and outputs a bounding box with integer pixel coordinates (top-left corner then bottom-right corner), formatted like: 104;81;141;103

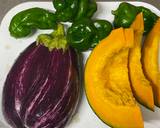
0;1;160;128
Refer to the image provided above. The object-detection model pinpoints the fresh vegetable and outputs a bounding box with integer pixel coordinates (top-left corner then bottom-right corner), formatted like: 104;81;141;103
112;2;138;28
53;0;66;11
3;24;80;128
67;18;97;52
112;2;159;34
137;6;159;34
67;18;113;51
74;0;97;20
93;20;112;40
85;28;144;128
92;20;112;47
55;0;78;22
53;0;97;22
129;13;154;110
74;0;89;21
142;18;160;107
86;0;97;18
9;8;57;38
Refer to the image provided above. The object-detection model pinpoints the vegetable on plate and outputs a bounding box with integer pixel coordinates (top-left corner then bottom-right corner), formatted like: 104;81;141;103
112;2;159;34
3;24;80;128
92;19;113;48
112;2;138;28
9;1;111;52
129;13;154;110
53;0;97;22
54;0;79;22
86;0;97;18
74;0;89;21
67;18;112;51
9;8;57;38
142;18;160;107
85;27;144;128
67;18;97;52
5;1;160;128
137;6;159;34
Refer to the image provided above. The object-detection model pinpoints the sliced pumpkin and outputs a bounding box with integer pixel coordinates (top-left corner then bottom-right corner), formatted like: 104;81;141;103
129;13;154;110
142;18;160;107
85;28;144;128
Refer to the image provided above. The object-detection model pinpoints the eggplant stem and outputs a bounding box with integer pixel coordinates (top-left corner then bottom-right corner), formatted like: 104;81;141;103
51;24;65;37
36;24;68;51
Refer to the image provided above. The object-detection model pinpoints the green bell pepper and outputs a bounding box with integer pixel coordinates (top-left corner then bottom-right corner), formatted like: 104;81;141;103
67;18;96;52
53;0;66;11
112;2;159;34
67;18;113;51
86;0;97;18
74;0;97;21
91;20;113;47
53;0;78;22
53;0;97;22
74;0;89;21
56;7;74;22
112;2;138;28
94;20;112;40
9;8;57;38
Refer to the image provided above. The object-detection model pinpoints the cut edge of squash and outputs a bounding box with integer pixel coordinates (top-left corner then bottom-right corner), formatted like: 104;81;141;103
129;13;154;110
142;18;160;107
85;27;144;128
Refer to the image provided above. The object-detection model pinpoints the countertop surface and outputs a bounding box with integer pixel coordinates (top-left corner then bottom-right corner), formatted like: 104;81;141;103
0;0;160;22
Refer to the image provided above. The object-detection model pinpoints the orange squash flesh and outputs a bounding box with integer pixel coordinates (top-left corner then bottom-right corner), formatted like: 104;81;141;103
129;13;154;110
85;28;144;128
142;18;160;107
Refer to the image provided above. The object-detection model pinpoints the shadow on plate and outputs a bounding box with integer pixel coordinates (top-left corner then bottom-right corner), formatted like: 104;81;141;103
141;105;160;122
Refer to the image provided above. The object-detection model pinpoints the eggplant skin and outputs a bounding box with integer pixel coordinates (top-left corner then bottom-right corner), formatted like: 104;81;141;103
2;42;80;128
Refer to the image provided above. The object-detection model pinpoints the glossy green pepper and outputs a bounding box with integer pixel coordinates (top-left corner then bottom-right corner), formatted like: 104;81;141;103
94;20;112;40
91;20;113;47
66;0;75;6
9;8;57;38
67;18;113;51
112;2;159;34
56;7;74;22
86;0;97;18
54;0;78;22
137;6;159;34
53;0;66;11
74;0;89;21
53;0;97;22
67;18;96;52
112;2;138;28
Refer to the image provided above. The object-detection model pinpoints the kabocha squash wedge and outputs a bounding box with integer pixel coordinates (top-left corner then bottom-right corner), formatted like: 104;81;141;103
129;13;154;110
142;18;160;107
85;28;144;128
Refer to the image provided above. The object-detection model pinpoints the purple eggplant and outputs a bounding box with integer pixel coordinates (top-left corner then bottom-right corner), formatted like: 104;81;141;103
2;24;80;128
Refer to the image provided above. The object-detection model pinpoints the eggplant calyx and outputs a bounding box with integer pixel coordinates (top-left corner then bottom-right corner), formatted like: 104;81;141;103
36;24;68;51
